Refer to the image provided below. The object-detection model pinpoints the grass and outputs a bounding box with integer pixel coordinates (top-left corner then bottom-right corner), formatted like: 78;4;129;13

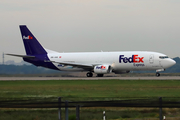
1;79;180;120
1;108;180;120
0;80;180;99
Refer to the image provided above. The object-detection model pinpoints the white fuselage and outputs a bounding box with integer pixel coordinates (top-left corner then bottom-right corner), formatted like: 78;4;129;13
8;25;176;77
47;51;176;72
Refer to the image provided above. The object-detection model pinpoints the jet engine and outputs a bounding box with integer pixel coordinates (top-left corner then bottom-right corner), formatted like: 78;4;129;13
94;65;112;74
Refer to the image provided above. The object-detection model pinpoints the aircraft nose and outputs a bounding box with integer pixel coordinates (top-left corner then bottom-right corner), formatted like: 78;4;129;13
167;59;176;67
172;60;176;65
161;59;176;68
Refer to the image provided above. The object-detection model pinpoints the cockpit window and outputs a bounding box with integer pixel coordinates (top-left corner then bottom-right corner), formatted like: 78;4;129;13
159;56;168;59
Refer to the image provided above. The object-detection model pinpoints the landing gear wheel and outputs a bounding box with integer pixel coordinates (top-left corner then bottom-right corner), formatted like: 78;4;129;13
86;72;93;77
97;74;104;77
156;72;160;77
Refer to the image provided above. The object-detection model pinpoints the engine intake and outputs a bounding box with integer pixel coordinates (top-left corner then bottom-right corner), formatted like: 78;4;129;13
94;65;112;74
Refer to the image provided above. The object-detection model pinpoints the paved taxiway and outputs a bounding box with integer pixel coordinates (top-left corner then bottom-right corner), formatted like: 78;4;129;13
0;76;180;80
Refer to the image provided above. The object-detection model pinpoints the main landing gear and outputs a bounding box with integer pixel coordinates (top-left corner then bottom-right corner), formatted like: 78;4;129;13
86;72;93;77
156;72;160;77
86;72;104;77
97;74;104;77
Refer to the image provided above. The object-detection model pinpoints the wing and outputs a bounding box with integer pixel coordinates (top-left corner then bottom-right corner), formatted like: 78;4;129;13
6;53;95;69
49;61;94;69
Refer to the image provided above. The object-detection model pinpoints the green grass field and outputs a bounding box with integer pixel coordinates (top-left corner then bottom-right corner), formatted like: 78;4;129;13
0;80;180;99
0;79;180;120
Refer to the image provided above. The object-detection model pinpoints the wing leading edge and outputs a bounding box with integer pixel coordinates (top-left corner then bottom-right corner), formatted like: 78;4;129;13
48;61;94;68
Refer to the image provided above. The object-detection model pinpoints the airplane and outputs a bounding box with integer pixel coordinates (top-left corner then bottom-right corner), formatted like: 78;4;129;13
7;25;176;77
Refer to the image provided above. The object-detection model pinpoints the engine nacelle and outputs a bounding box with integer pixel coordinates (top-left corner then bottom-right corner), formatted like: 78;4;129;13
94;65;112;74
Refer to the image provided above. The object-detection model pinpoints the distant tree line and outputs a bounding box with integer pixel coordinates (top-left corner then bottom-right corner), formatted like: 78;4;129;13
0;64;59;74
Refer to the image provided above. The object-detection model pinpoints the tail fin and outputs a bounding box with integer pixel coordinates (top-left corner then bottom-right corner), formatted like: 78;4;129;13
20;25;47;55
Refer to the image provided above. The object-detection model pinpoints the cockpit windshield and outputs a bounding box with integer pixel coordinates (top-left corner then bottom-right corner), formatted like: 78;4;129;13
159;56;168;59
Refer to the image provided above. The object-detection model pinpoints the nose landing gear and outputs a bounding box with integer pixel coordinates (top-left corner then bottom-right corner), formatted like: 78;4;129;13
156;72;160;77
156;69;165;77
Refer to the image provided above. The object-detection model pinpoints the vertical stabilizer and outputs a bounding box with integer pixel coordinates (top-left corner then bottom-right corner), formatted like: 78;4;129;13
19;25;47;55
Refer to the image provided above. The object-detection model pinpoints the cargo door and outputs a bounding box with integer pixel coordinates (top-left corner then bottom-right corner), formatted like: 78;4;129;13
149;54;154;64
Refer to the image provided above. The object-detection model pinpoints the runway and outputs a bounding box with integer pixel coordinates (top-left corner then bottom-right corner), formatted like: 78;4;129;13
0;76;180;80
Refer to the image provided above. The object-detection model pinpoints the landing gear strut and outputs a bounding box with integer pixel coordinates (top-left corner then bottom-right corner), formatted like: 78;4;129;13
86;72;93;77
156;69;165;77
156;72;160;77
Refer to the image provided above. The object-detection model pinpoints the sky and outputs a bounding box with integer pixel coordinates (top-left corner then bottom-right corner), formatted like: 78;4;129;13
1;0;180;62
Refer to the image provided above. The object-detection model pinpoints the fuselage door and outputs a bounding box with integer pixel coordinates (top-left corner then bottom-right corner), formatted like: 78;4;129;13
149;54;154;64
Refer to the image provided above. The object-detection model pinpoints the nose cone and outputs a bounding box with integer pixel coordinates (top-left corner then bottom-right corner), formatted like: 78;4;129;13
170;59;176;66
162;59;176;68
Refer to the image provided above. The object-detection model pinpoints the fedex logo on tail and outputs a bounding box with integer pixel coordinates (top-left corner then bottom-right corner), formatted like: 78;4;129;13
119;55;144;63
96;66;106;69
23;36;33;40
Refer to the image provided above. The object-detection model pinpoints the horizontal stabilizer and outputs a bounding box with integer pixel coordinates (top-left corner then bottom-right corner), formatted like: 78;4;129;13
6;54;35;58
